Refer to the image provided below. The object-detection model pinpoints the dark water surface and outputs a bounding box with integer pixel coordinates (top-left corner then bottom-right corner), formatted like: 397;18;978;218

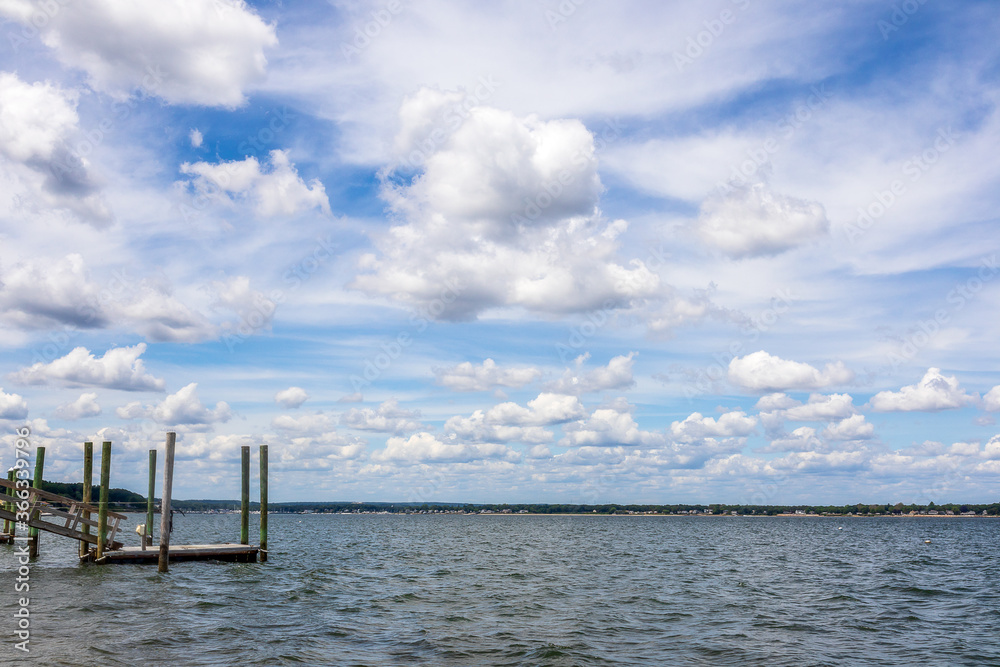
2;514;999;666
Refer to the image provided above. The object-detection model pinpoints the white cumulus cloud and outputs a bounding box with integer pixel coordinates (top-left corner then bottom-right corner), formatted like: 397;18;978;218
754;393;799;411
0;255;215;341
181;150;330;218
729;351;854;392
119;282;217;343
275;386;309;409
983;385;1000;411
484;392;587;427
340;399;423;434
0;254;109;329
695;180;828;258
0;387;29;420
55;392;102;420
271;411;336;433
10;344;165;391
210;275;279;339
0;0;277;107
443;411;554;445
116;383;231;426
352;91;661;320
821;414;874;441
762;426;824;453
669;411;757;443
869;368;974;412
440;393;585;444
783;393;857;421
0;72;111;225
373;432;515;463
434;358;541;392
0;71;77;163
561;402;665;447
545;352;636;395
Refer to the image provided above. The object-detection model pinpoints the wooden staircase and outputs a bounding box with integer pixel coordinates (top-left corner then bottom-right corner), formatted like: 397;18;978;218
0;478;125;550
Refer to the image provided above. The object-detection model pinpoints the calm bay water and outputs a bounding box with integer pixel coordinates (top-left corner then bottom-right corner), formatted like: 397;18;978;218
2;514;999;666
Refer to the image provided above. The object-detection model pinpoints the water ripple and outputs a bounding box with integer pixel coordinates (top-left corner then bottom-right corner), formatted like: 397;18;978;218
3;515;1000;665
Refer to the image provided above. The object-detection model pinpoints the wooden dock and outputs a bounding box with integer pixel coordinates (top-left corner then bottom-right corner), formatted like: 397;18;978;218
98;543;259;564
4;436;270;568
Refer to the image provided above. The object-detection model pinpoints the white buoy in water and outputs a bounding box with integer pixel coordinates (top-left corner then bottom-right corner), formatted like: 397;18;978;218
924;539;931;544
837;526;843;530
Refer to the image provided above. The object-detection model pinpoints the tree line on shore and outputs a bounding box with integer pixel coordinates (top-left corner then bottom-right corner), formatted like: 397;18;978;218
35;482;1000;516
153;499;1000;516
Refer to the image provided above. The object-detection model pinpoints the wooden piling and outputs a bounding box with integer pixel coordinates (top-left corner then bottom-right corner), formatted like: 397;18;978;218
158;432;176;573
240;446;250;545
80;442;93;559
259;445;268;562
96;441;111;560
28;447;45;558
146;449;156;546
4;468;14;536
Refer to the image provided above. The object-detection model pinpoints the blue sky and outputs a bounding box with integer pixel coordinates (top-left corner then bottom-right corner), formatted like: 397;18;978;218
1;0;999;504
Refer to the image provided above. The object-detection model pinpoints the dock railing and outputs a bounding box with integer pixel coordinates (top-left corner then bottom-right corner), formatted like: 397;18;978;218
0;478;125;551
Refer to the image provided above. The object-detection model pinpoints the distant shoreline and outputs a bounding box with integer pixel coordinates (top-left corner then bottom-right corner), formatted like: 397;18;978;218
118;509;997;518
469;513;997;518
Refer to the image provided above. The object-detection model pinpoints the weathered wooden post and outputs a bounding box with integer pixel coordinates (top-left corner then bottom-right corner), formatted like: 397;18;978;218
4;468;14;536
146;449;156;546
96;441;111;560
240;445;250;545
158;432;176;573
259;445;268;562
28;447;45;558
80;442;93;559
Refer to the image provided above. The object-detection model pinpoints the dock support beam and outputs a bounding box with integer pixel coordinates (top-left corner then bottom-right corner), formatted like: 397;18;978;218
80;442;93;559
146;449;156;546
240;445;250;545
96;441;111;560
28;447;45;558
158;432;175;573
259;445;268;562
